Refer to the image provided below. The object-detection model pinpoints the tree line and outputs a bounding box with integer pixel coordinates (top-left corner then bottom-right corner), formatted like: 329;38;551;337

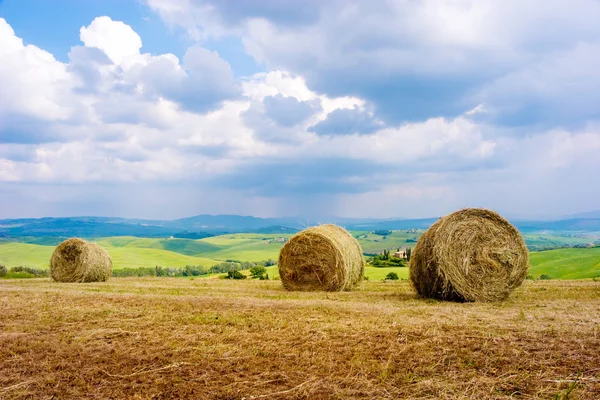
111;259;277;278
0;259;277;279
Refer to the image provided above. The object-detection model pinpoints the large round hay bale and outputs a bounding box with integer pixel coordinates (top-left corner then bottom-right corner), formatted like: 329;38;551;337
50;238;112;283
278;224;365;291
409;208;528;302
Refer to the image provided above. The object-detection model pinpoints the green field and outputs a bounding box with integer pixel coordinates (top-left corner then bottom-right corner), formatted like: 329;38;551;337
357;230;597;253
363;266;409;280
97;237;221;256
0;243;54;268
353;230;421;253
0;242;219;270
263;265;409;281
521;233;596;251
529;247;600;279
0;234;292;270
199;234;288;261
1;233;599;279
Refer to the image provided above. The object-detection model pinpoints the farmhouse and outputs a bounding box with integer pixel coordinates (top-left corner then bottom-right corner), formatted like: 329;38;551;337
393;249;408;259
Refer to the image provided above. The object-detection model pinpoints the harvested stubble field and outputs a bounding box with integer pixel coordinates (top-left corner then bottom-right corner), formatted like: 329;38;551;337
1;279;599;399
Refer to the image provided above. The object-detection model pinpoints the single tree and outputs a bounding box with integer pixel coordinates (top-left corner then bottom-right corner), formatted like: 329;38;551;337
226;270;247;280
250;266;267;279
385;272;399;280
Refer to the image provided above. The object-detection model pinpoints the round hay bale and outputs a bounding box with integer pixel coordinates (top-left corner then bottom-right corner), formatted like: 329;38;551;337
278;224;365;291
50;238;112;283
409;208;528;302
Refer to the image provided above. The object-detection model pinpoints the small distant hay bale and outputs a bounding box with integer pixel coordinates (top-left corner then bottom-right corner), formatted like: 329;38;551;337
409;208;528;302
50;238;112;283
278;224;365;291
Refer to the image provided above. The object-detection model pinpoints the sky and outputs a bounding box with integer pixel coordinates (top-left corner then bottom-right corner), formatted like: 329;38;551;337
0;0;599;220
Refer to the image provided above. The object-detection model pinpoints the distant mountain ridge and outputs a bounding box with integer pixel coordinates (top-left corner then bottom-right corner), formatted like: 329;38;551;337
564;210;600;219
1;214;600;238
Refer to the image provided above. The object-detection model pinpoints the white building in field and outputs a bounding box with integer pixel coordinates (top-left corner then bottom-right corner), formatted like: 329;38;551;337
393;249;408;259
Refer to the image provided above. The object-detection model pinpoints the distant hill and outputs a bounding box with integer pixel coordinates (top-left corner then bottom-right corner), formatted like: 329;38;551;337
165;215;276;231
345;217;600;233
252;226;300;234
1;213;600;238
0;217;179;238
345;218;438;231
0;215;304;238
564;210;600;219
513;218;600;232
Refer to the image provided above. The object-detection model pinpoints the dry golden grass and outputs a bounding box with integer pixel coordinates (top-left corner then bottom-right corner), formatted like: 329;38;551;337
1;278;599;399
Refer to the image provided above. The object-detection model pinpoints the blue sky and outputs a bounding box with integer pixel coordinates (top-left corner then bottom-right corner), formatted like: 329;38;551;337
0;0;599;219
0;0;262;76
0;0;180;60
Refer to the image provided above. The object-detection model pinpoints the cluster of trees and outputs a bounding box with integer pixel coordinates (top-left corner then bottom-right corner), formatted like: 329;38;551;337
1;257;279;280
528;240;600;252
224;259;277;267
222;265;270;280
111;259;276;278
224;270;246;280
249;266;269;280
112;263;246;278
113;266;196;277
373;230;393;236
369;248;411;268
526;274;552;280
172;231;213;239
385;272;399;280
0;265;49;278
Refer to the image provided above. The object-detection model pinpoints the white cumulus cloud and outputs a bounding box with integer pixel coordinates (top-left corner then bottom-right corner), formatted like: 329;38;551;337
80;16;143;67
1;13;600;219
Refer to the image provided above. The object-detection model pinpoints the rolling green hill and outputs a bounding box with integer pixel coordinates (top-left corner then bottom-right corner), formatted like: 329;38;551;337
355;231;596;254
353;230;421;253
1;233;599;280
100;247;218;269
97;237;221;256
0;243;54;269
0;235;289;271
199;234;290;261
100;234;290;262
528;247;600;279
521;233;595;251
0;242;219;270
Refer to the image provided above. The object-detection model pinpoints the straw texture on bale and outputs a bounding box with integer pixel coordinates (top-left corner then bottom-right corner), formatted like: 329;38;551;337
50;238;112;283
278;224;365;291
410;208;528;302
